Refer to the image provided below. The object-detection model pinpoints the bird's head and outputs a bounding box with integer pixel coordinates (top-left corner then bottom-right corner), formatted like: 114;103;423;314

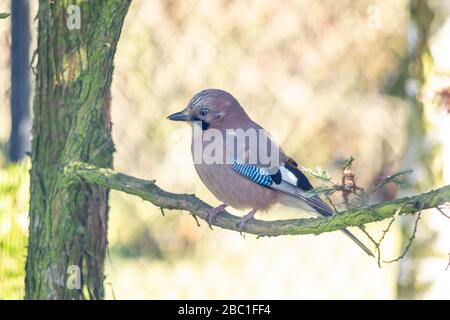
167;89;249;130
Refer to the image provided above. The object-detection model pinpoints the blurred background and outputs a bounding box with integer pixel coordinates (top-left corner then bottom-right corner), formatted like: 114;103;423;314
1;0;450;299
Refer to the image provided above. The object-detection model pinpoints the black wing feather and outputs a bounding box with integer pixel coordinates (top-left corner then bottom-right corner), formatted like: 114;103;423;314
284;161;313;191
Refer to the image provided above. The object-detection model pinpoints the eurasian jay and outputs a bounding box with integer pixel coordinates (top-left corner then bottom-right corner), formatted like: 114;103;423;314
168;89;374;257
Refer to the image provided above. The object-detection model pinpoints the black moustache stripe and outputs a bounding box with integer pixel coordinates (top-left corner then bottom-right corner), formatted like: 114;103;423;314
192;117;209;130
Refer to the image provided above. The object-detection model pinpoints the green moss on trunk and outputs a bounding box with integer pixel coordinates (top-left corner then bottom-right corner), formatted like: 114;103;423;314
26;0;131;300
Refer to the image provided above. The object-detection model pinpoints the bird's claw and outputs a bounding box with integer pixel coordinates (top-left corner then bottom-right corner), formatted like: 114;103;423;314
236;209;257;231
206;204;227;226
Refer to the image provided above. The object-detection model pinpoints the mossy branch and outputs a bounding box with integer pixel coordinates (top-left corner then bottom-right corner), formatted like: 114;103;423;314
64;161;450;237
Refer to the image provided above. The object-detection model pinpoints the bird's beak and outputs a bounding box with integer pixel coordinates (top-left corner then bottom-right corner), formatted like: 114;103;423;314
167;109;193;122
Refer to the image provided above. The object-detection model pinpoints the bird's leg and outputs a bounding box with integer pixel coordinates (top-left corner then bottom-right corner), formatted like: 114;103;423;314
237;208;257;231
206;203;227;225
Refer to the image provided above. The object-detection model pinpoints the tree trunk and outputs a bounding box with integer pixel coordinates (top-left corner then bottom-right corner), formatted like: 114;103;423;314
25;0;131;300
396;0;437;299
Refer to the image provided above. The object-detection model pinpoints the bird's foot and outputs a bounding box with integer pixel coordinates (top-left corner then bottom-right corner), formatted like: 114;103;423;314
237;209;257;231
206;204;227;226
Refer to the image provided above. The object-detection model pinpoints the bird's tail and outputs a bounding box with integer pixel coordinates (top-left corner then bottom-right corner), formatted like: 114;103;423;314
306;195;374;257
340;228;374;257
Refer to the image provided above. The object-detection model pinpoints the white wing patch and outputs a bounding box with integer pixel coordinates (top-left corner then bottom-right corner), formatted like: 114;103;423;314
279;166;298;185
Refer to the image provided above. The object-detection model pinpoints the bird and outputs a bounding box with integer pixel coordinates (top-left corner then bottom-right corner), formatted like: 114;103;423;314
168;88;374;257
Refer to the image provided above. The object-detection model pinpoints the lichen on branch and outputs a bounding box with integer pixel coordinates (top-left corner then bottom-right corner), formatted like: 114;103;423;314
64;161;450;237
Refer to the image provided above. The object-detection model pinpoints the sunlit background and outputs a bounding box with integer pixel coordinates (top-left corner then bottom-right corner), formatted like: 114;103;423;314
1;0;450;299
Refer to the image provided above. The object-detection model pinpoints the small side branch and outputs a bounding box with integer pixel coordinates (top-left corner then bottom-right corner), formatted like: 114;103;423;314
64;161;450;238
383;209;423;263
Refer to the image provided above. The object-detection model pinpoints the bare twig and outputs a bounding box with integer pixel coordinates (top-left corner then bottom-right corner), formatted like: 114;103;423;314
379;216;397;245
325;196;339;212
358;226;381;266
358;216;396;267
371;169;413;194
383;208;422;264
436;205;450;220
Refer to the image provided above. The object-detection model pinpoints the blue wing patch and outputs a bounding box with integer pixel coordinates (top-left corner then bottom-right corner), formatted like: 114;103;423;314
231;158;275;187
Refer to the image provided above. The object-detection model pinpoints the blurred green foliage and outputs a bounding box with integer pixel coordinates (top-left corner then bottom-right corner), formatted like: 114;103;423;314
0;160;29;299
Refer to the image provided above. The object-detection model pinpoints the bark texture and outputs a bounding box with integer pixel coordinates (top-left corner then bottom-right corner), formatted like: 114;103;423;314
26;0;131;300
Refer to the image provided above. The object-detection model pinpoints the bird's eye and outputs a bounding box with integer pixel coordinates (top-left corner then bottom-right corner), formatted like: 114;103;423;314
198;109;208;117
